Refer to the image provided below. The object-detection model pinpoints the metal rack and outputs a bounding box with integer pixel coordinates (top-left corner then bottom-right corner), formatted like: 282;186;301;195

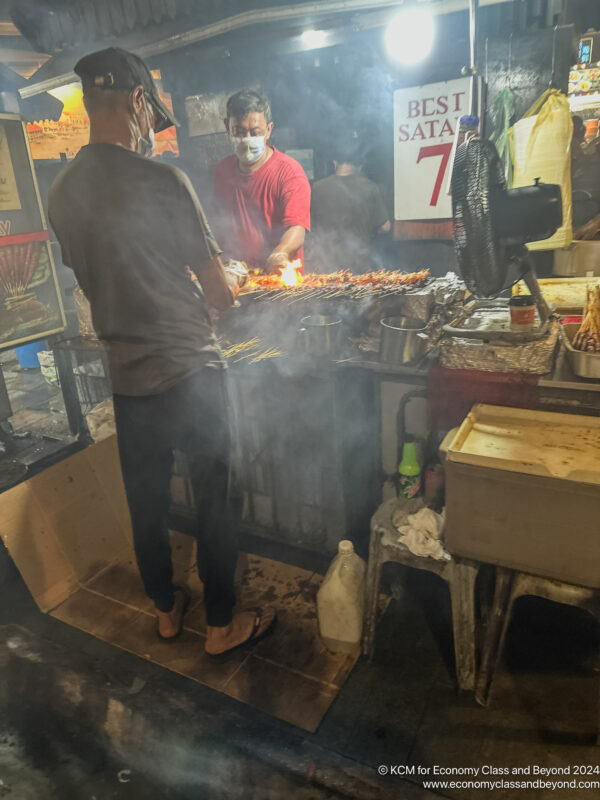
51;337;110;442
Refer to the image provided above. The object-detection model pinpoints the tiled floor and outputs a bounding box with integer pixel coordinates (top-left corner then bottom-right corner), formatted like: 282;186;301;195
50;540;376;731
4;538;600;799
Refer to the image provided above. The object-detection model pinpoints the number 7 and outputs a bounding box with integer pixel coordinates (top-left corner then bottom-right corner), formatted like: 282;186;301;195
417;143;453;207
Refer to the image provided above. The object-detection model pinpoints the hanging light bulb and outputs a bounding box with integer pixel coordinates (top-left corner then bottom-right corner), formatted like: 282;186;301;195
301;30;329;49
385;7;435;64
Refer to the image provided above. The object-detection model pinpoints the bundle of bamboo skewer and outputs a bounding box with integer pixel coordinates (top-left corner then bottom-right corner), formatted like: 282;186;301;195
573;285;600;353
220;337;286;363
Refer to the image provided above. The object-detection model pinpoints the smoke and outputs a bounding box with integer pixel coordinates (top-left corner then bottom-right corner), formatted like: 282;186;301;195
305;226;388;274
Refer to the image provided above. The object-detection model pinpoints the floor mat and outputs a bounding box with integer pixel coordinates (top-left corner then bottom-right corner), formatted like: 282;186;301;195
50;537;371;731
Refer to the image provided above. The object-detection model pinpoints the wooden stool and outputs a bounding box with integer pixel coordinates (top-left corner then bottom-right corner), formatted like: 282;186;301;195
475;567;600;744
362;498;481;691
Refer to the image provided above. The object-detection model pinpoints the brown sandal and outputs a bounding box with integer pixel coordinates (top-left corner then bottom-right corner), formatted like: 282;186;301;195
206;607;277;660
156;586;191;641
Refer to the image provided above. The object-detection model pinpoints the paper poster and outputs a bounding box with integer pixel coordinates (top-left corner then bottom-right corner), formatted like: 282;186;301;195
0;124;21;211
27;78;178;160
0;116;66;349
393;78;471;221
186;92;229;137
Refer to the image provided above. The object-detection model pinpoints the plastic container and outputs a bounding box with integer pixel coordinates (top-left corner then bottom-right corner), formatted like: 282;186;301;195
553;241;600;277
397;440;422;501
508;295;535;330
15;340;46;369
444;404;600;588
317;540;366;653
37;350;58;386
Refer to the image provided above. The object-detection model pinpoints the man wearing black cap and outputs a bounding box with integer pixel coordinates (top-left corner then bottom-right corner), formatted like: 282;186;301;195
48;48;275;657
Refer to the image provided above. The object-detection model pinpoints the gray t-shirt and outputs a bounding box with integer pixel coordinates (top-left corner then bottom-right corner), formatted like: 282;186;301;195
49;143;224;396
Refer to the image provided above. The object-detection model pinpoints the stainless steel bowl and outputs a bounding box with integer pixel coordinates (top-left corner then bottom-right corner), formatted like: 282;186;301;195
298;315;342;358
561;322;600;379
380;316;427;365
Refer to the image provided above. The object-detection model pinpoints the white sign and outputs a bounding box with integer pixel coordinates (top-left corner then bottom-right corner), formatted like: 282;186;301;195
393;78;471;221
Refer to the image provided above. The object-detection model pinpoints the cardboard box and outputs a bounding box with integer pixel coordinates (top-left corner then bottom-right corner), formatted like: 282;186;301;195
445;405;600;588
0;435;133;611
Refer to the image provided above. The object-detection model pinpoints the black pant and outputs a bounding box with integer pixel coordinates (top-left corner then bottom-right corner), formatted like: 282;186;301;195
113;368;238;626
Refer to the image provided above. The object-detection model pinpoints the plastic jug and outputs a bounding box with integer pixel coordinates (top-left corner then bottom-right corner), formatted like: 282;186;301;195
317;540;366;653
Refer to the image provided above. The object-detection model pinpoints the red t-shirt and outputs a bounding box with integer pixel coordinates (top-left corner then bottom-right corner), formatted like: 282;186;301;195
214;147;311;270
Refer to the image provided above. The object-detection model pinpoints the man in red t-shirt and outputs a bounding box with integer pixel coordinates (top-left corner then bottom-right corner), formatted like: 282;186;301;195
214;89;310;272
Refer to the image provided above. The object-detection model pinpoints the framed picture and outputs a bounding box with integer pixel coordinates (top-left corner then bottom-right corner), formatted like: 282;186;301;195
0;113;66;350
186;92;229;137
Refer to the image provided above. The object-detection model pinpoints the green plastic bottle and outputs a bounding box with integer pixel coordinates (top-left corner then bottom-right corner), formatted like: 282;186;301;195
397;440;422;501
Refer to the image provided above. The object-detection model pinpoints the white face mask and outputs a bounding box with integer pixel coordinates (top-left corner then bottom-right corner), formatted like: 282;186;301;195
139;127;155;159
138;95;155;158
231;134;266;165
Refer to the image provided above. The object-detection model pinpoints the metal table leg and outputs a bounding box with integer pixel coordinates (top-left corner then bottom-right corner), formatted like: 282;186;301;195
52;345;90;442
475;566;514;706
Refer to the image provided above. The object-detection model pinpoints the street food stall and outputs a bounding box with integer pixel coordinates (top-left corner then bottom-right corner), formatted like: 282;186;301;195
0;10;597;563
1;0;600;751
50;266;446;553
46;248;600;550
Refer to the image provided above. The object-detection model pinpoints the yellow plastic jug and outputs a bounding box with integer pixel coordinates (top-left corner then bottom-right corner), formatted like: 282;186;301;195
317;540;366;653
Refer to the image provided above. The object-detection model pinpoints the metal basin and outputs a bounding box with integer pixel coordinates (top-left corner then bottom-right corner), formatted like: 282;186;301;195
298;315;342;358
380;316;427;365
553;241;600;277
561;322;600;379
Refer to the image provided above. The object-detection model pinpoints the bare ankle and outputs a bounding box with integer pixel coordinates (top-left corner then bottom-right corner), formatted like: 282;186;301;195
207;621;232;635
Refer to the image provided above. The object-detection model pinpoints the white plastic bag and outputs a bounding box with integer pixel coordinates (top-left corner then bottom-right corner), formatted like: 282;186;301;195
85;398;115;442
510;90;573;250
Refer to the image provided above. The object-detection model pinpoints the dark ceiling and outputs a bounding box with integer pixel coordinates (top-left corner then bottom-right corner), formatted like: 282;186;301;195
11;0;600;63
9;0;600;98
10;0;289;54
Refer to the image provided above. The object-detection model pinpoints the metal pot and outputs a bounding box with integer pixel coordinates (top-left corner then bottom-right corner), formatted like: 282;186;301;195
298;315;342;358
553;241;600;277
380;316;427;365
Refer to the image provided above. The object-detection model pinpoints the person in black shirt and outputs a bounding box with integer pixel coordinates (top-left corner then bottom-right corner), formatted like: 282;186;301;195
309;144;390;273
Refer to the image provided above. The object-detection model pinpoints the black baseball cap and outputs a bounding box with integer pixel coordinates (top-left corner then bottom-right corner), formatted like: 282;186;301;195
74;47;179;132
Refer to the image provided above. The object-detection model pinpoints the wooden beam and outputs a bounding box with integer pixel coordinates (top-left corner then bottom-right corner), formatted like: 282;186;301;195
0;49;51;79
0;22;20;36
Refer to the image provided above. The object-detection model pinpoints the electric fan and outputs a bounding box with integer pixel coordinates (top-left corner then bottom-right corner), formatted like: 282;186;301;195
449;136;562;339
446;0;563;341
